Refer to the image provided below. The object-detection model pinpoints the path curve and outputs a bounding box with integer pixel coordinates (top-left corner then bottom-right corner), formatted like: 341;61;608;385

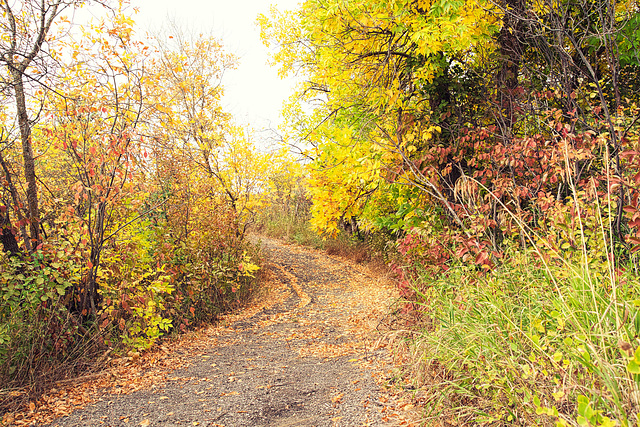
37;237;414;427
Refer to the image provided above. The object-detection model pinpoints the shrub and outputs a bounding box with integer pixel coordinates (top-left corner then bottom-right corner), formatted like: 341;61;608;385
398;231;640;425
0;242;103;409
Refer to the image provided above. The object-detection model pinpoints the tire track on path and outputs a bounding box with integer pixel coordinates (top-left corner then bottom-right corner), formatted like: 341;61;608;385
30;237;417;427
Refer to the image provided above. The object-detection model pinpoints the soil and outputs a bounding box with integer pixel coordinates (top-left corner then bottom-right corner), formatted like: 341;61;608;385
6;237;418;427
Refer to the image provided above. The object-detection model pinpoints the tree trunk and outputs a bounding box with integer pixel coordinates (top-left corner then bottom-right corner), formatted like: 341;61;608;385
0;150;32;252
11;68;41;247
0;208;20;256
496;0;526;139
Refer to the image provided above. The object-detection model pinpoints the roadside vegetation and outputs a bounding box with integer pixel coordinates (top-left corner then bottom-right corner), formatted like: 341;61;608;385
0;1;292;413
261;0;640;424
4;0;640;425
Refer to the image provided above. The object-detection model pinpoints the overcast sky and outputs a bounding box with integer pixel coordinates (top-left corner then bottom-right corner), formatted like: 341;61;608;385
130;0;301;135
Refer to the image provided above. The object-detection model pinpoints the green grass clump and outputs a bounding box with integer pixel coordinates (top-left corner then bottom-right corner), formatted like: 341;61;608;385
405;247;640;426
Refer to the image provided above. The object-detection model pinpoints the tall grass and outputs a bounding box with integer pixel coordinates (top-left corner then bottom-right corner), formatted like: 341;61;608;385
405;250;639;425
0;300;106;412
401;175;640;425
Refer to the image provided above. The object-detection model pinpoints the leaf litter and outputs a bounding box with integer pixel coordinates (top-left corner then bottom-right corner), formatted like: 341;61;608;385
4;236;419;426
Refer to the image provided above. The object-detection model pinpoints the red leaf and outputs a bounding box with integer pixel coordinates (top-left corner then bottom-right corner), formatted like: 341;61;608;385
629;219;640;228
628;236;640;245
475;251;489;265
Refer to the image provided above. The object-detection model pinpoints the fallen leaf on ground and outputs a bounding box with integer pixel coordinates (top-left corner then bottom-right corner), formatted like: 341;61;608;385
220;391;239;397
332;392;344;405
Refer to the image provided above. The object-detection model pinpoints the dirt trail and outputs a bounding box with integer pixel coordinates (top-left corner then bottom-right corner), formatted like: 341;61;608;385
27;237;416;426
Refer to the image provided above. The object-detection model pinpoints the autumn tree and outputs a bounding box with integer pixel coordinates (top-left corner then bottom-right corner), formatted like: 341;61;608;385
0;0;90;252
41;11;150;316
143;28;229;235
260;0;497;234
148;28;278;236
263;0;640;267
0;2;270;402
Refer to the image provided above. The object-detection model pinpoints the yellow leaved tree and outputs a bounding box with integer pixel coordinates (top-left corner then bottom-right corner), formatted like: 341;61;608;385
260;0;498;235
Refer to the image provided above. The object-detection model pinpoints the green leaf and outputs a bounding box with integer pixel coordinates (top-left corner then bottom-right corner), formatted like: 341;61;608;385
627;359;640;374
583;404;594;420
578;346;591;363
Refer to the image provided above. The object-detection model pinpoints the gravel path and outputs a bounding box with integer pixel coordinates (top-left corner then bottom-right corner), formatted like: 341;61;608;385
39;237;413;427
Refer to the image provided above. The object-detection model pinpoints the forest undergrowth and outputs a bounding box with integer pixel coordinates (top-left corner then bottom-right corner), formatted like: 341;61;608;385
4;0;640;426
257;0;640;424
0;208;263;415
257;193;640;426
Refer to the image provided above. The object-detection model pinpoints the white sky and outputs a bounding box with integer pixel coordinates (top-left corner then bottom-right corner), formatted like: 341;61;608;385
130;0;301;136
